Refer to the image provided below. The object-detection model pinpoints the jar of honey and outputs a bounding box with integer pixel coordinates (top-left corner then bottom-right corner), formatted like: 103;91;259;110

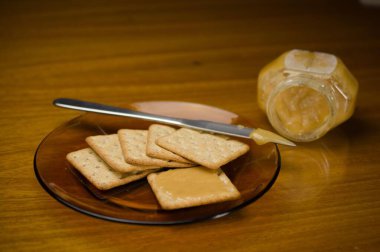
257;49;358;142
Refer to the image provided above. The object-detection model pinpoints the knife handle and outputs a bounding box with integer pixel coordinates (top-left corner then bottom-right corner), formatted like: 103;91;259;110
53;98;184;126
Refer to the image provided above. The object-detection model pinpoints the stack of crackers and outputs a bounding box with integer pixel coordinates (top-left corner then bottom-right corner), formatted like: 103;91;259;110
67;124;250;210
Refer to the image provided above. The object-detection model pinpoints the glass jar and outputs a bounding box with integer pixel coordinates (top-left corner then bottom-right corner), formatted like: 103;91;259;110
257;49;358;142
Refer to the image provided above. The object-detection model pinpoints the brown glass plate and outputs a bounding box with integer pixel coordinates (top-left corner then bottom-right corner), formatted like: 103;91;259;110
34;101;280;224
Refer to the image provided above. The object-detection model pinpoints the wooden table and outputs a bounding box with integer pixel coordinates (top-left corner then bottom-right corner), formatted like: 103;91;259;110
1;0;379;251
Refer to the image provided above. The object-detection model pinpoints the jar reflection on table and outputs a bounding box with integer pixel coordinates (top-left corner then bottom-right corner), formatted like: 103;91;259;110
274;128;350;203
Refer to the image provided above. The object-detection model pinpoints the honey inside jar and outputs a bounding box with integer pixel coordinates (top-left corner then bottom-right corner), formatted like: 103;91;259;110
272;85;331;135
258;49;358;142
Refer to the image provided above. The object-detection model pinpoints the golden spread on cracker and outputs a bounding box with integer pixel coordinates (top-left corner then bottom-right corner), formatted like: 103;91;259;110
66;124;250;210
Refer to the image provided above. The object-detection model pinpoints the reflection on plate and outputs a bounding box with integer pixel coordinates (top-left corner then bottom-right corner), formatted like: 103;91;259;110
34;101;280;224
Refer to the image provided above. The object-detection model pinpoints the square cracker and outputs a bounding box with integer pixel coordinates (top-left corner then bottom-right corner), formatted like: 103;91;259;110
86;134;158;173
118;129;194;168
147;167;241;210
66;148;152;190
156;128;250;169
146;124;194;164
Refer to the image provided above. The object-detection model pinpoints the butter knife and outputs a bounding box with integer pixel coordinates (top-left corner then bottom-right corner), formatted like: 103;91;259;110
53;98;295;146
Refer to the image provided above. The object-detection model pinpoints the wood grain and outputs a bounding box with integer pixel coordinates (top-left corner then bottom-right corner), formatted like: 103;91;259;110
1;0;380;251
